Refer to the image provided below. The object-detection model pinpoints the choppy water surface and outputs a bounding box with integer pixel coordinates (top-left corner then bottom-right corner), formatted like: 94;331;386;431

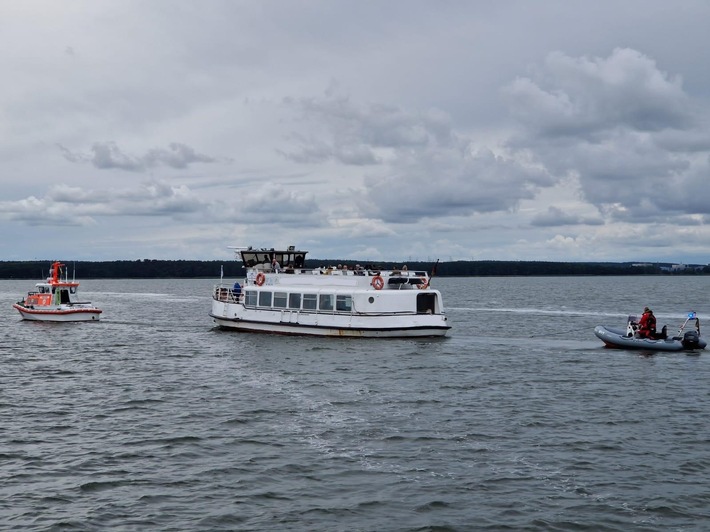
1;276;709;530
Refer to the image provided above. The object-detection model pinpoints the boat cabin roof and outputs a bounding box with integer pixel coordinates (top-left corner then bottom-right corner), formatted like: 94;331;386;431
237;247;308;269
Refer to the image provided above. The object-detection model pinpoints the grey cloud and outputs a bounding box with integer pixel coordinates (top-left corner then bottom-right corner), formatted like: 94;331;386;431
363;147;554;223
502;48;692;138
231;183;325;227
280;94;454;165
59;142;217;172
0;194;97;226
531;206;603;227
0;179;327;229
277;135;379;166
279;92;559;223
0;181;211;225
503;48;709;224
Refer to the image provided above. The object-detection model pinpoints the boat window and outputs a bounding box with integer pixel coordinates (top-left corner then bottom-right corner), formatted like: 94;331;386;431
70;287;77;294
416;293;437;314
245;290;257;306
258;291;272;307
273;292;287;308
303;293;317;310
288;293;301;309
336;295;352;312
319;294;334;311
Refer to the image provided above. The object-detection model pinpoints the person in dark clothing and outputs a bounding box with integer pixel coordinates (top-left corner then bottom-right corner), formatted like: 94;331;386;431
232;281;242;299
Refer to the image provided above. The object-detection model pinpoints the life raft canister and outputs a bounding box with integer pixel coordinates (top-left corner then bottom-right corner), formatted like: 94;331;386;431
371;275;384;290
255;272;266;286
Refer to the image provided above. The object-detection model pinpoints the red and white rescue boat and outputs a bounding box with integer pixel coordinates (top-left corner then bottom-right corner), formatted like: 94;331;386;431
13;261;102;322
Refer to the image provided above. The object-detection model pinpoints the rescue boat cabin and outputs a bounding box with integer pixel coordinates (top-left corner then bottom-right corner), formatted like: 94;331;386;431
23;262;80;307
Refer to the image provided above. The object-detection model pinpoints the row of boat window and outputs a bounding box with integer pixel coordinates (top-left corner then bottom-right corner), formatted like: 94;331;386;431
36;286;77;294
244;290;353;312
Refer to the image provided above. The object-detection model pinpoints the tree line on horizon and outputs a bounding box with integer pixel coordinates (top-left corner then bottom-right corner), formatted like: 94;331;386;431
0;259;707;279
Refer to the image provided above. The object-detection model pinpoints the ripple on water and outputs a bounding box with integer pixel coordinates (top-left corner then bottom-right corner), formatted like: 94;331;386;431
1;277;710;530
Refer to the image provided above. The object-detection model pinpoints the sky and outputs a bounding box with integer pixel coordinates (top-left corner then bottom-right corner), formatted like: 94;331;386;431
2;1;710;264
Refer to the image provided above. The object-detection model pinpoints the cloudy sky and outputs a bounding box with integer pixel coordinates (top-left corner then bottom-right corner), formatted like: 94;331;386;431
2;1;710;263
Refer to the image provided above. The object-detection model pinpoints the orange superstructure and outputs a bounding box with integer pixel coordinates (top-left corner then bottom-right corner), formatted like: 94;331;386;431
12;261;102;322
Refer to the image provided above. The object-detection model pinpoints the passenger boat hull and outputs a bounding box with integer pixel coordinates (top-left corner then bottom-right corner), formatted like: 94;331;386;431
13;303;102;322
210;301;450;338
594;325;706;352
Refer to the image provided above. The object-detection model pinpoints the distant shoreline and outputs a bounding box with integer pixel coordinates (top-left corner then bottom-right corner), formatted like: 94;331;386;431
0;259;707;279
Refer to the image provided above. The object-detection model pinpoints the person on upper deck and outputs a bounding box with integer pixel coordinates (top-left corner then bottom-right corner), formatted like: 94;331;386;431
271;258;281;272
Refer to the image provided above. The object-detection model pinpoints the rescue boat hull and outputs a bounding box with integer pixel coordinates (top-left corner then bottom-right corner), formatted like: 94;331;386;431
594;325;706;352
13;303;102;322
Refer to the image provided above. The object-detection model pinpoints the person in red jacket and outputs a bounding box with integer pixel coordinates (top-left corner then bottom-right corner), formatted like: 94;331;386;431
637;307;656;338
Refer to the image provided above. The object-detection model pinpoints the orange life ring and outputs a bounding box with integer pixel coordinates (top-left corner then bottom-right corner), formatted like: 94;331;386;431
371;275;384;290
255;272;266;286
417;278;429;289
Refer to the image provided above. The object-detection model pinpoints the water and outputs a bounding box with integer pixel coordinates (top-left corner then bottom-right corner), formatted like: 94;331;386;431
1;276;709;531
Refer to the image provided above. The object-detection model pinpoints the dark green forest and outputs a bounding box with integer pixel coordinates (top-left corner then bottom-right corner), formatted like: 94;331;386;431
0;259;707;279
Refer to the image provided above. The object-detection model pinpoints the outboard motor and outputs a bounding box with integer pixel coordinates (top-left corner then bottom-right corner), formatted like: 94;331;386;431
682;330;701;349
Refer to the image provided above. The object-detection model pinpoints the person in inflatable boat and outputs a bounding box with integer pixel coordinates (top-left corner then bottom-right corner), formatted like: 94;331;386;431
637;307;655;338
637;307;667;339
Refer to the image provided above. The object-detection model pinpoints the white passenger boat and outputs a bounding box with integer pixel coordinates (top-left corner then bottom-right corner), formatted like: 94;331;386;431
210;246;451;337
13;261;102;322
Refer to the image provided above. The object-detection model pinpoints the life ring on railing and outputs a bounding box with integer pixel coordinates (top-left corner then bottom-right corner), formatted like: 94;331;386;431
255;272;266;286
371;275;384;290
417;278;429;289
